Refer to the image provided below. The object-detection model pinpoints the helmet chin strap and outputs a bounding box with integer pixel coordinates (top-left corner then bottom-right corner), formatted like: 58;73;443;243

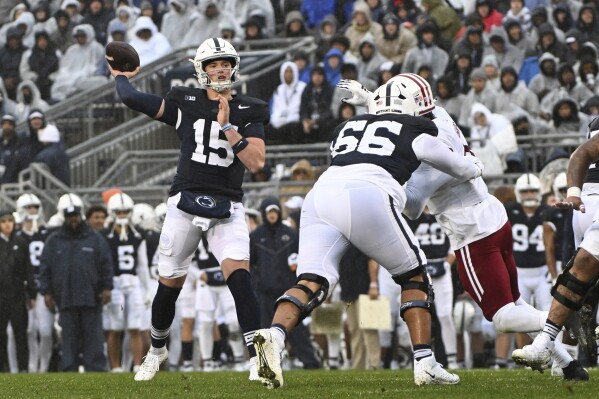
115;218;129;241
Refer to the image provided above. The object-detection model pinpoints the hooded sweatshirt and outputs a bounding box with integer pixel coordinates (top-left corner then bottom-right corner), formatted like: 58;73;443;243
270;61;306;129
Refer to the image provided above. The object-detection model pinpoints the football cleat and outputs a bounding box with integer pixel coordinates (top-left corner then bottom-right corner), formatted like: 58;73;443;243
562;360;589;381
512;343;552;372
253;329;284;389
180;361;194;372
134;347;168;381
202;360;223;372
413;355;460;386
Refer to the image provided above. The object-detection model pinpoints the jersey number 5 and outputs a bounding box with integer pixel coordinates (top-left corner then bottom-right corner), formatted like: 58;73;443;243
192;119;235;167
331;120;401;157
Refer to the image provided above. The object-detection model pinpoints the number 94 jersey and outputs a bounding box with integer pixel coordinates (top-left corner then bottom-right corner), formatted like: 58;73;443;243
505;202;548;268
161;87;269;202
330;113;438;185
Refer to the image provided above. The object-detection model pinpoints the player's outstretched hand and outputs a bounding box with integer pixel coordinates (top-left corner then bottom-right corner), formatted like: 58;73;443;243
337;79;371;106
108;63;140;79
554;196;585;212
217;94;230;127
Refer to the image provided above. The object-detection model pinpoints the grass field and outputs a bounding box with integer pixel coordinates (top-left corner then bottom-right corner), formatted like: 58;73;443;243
1;368;598;399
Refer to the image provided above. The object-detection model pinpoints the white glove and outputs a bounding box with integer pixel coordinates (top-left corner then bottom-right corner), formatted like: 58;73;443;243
337;79;371;106
144;292;154;308
469;155;484;178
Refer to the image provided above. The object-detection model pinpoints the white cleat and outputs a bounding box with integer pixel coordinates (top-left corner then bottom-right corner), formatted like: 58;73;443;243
414;356;460;386
202;360;223;372
248;357;260;381
134;347;168;381
551;361;564;378
512;343;552;372
253;329;284;389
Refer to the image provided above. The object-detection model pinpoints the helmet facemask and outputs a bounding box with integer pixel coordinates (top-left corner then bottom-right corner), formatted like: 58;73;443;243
189;38;240;92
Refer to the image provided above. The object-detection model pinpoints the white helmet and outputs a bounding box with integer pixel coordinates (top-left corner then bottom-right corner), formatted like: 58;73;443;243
514;173;542;207
368;81;419;116
155;202;167;227
387;73;435;115
107;193;134;224
16;193;43;232
453;299;476;334
553;172;567;201
132;203;157;231
190;37;240;92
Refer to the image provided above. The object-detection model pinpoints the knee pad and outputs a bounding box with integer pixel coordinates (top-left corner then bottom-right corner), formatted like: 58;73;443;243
274;273;329;325
552;271;593;311
393;265;434;320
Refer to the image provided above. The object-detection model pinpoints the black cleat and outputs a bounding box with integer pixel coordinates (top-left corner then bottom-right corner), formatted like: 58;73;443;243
562;360;590;381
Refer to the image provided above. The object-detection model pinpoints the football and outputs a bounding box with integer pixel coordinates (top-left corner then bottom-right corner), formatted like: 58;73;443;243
105;41;140;72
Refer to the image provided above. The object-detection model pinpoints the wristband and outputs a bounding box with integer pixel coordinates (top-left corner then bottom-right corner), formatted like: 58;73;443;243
567;187;581;198
369;282;378;288
232;138;249;154
221;123;233;132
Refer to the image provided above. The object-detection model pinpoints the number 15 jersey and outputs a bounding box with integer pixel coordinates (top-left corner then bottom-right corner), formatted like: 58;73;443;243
159;87;270;202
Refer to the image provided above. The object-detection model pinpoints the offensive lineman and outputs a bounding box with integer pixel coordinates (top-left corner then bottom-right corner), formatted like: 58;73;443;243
110;37;268;381
337;73;586;379
253;80;484;389
102;193;152;372
15;194;55;373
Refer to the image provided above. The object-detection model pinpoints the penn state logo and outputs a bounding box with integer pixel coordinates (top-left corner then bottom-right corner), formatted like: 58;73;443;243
195;195;216;208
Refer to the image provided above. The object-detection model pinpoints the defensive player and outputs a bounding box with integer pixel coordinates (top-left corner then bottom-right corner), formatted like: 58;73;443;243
512;117;599;373
15;194;55;373
253;80;484;389
110;37;268;381
102;193;151;372
338;73;587;379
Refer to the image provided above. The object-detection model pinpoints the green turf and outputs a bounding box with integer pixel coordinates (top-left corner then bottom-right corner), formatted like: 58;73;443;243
1;368;598;398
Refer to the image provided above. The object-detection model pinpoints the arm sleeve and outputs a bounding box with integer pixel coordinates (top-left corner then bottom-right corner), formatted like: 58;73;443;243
412;134;479;181
114;75;164;119
403;164;454;219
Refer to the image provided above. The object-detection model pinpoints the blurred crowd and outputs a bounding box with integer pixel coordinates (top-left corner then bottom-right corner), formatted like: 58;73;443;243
1;0;599;181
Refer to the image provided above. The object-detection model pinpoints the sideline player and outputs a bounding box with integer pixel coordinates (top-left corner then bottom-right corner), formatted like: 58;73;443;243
512;117;599;373
253;80;484;389
337;73;587;379
15;194;55;373
102;193;151;372
110;37;268;381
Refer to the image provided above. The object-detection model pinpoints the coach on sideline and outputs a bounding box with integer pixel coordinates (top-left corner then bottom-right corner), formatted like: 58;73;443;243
39;203;113;372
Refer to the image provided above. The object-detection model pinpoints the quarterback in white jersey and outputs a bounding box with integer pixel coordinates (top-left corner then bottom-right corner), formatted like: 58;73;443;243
336;74;586;380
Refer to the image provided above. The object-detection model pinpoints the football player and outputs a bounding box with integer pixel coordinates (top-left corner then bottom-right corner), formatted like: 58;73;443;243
15;194;55;373
110;37;268;381
406;208;459;369
102;193;151;373
513;117;599;373
195;237;247;372
337;73;587;380
253;80;484;389
507;174;552;350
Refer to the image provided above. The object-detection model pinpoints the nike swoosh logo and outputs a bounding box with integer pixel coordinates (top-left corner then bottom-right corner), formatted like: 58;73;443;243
425;371;435;378
238;105;250;109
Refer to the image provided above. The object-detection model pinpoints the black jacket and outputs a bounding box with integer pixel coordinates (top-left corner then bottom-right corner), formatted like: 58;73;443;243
249;197;299;296
39;222;113;310
0;232;36;300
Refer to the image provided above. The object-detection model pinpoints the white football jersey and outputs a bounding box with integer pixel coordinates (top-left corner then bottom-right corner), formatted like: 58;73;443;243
404;106;507;249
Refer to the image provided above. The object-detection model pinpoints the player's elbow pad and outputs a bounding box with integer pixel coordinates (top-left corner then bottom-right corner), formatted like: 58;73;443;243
115;75;162;118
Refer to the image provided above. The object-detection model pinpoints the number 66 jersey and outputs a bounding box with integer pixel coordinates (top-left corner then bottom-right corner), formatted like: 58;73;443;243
158;87;269;201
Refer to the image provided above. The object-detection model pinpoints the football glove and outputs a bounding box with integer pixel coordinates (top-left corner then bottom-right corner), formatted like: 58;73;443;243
337;79;371;106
